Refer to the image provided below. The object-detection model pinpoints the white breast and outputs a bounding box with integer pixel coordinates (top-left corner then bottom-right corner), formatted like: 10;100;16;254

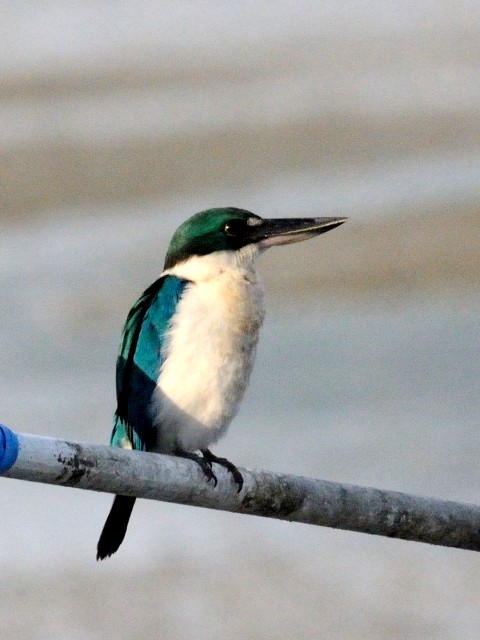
150;248;265;453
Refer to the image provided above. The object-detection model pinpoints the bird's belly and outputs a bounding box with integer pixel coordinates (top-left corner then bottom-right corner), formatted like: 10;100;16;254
150;274;264;452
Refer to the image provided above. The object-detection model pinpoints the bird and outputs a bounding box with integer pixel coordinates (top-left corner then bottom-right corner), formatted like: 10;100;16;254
96;207;346;560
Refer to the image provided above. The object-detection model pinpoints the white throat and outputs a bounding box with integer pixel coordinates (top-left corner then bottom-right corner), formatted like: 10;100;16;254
162;244;261;283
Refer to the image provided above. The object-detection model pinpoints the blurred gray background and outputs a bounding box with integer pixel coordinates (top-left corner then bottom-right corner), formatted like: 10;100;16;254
1;2;480;639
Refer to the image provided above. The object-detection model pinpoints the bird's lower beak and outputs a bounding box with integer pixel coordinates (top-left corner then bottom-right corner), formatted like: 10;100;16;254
255;217;347;249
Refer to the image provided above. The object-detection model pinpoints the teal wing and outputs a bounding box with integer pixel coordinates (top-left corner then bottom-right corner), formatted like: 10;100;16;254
111;275;189;451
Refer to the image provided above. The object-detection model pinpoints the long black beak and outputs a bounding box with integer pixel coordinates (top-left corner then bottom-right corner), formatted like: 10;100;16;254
253;217;347;249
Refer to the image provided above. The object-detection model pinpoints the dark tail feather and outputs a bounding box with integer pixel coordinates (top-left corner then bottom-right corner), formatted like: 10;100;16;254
96;495;136;560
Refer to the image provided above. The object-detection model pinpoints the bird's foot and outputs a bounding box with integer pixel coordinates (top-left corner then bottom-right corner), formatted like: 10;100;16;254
174;448;217;487
201;449;244;492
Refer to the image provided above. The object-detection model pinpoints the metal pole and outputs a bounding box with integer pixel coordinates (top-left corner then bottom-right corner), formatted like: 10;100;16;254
1;425;480;552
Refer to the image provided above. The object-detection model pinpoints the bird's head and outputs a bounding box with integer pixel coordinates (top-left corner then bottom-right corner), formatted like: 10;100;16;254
164;207;347;270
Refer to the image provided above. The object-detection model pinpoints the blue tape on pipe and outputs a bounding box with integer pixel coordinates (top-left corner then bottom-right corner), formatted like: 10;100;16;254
0;425;19;473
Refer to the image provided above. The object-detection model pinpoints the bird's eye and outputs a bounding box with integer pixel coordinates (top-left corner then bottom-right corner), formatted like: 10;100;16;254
224;220;247;236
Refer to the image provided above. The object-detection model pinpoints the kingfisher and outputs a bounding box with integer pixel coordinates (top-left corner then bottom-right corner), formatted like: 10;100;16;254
96;207;346;560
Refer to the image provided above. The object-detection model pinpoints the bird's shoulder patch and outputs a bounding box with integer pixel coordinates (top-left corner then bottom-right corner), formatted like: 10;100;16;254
114;274;190;449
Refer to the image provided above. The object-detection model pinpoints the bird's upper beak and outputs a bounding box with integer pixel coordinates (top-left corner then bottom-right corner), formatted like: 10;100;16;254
253;217;347;249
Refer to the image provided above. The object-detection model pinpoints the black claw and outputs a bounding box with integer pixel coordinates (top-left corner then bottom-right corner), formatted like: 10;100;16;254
201;449;244;492
231;468;244;493
203;464;218;487
174;448;218;487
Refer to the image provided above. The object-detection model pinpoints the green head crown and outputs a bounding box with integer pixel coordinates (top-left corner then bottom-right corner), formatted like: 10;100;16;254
164;208;262;269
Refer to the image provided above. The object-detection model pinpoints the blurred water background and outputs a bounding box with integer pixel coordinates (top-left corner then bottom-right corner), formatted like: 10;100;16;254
1;2;480;638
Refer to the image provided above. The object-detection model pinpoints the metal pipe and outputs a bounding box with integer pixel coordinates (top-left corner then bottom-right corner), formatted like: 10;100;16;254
2;426;480;552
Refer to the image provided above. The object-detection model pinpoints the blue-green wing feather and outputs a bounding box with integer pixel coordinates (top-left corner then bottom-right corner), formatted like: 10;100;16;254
111;275;189;451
